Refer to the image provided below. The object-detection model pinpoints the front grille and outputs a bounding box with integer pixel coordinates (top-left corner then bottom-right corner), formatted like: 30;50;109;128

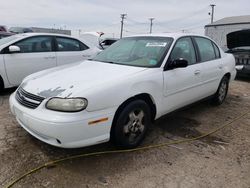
234;53;250;66
15;87;45;109
235;58;250;65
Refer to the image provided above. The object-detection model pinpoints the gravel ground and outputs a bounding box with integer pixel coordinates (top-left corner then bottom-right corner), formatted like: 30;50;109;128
0;79;250;188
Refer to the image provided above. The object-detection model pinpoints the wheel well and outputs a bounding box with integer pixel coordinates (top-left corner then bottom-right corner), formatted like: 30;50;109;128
0;75;4;91
224;73;231;80
111;93;156;136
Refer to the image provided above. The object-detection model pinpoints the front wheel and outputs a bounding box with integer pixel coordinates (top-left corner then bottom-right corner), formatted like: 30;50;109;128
111;100;151;149
212;76;229;105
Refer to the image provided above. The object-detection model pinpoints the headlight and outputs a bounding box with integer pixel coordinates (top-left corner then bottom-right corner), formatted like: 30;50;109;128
46;98;88;112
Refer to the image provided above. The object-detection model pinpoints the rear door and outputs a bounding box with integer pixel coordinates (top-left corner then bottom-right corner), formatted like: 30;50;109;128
3;36;56;86
193;37;223;96
55;37;92;66
162;37;204;113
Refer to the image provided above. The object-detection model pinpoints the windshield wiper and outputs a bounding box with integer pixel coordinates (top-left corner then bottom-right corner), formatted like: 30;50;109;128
94;60;115;64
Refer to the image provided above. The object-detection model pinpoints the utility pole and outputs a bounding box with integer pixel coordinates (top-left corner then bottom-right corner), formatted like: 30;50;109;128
210;4;216;24
78;29;81;37
120;14;127;39
149;18;155;34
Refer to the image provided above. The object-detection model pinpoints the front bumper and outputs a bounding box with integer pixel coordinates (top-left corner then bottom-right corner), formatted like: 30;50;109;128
9;93;116;148
236;65;250;76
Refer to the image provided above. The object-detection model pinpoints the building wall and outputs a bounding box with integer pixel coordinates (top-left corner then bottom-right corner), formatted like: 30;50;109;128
31;27;71;35
205;23;250;51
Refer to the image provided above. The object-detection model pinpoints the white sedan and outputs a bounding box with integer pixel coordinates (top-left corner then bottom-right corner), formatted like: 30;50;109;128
9;33;236;149
0;33;100;90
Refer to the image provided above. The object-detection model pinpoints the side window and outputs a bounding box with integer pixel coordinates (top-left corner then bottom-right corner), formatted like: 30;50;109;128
56;37;88;51
14;36;52;53
212;42;221;59
169;37;196;65
194;37;216;62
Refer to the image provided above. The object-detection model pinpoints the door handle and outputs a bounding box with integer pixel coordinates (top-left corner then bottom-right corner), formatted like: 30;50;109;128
219;65;223;69
82;55;91;57
194;70;201;75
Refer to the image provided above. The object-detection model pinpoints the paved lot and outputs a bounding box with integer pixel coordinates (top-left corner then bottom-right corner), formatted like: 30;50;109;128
0;79;250;188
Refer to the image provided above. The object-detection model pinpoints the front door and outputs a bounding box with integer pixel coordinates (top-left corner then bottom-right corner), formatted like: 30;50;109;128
162;37;204;113
4;36;56;86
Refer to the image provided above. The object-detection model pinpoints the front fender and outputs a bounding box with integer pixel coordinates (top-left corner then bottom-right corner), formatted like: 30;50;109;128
84;69;164;117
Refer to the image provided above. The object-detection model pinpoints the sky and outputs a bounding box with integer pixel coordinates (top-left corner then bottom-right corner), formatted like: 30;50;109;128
1;0;250;38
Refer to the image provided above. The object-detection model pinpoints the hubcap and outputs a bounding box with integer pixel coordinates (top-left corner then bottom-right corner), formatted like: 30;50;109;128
218;81;227;101
123;109;145;143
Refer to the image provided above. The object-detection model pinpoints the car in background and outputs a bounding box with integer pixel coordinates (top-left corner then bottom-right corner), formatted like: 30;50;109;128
100;38;118;49
0;25;7;32
9;27;33;34
0;31;14;39
0;33;101;90
9;33;236;149
226;29;250;77
80;32;118;49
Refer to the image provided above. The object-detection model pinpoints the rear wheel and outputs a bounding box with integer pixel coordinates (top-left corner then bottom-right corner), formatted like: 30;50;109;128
212;76;229;105
112;100;151;149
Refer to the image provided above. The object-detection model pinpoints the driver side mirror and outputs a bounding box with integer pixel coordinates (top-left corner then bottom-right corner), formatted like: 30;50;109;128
165;58;188;70
9;45;21;53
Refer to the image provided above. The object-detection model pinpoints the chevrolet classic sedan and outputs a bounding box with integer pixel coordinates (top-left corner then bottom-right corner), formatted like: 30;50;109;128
9;33;236;149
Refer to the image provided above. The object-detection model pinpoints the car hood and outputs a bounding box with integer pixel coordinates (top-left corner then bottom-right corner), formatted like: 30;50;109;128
21;60;148;98
227;29;250;49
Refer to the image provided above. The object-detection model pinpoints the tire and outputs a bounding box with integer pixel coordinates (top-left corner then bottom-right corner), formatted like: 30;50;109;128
212;76;229;105
112;100;151;149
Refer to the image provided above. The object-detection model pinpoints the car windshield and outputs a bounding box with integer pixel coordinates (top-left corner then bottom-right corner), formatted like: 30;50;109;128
92;36;173;67
0;35;19;46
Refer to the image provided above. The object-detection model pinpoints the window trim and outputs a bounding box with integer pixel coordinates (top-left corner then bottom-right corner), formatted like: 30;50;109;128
164;36;198;71
55;36;89;52
2;35;54;54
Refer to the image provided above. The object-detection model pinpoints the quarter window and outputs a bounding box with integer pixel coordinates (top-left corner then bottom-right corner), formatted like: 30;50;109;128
56;37;88;51
14;36;52;53
194;37;216;62
169;37;196;65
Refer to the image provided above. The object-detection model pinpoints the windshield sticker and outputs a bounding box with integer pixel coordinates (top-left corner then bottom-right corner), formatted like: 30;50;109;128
149;59;157;65
146;42;167;47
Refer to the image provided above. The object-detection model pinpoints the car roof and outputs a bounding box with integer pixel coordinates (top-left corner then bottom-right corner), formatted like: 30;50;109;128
14;32;76;38
0;33;91;49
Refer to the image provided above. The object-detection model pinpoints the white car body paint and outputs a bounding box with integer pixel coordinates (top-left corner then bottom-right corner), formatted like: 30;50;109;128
0;33;101;89
9;33;236;148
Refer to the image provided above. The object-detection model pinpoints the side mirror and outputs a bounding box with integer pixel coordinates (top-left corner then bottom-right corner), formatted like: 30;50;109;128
167;58;188;70
9;45;21;53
